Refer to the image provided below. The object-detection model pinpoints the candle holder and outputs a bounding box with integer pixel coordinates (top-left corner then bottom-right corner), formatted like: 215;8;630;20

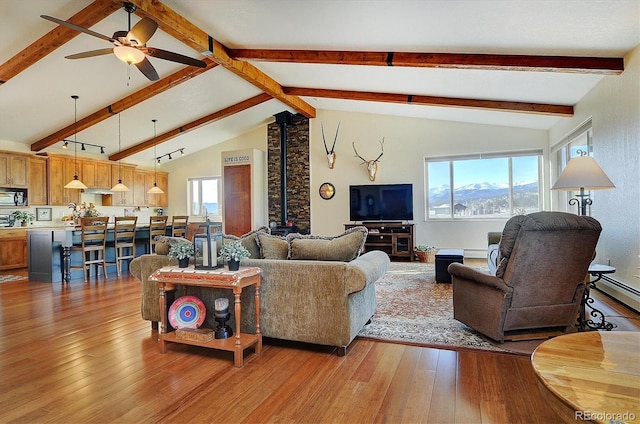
214;298;233;339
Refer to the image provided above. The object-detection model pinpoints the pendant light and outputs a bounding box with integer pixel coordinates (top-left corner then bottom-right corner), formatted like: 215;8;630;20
110;113;130;192
64;95;88;190
147;119;164;194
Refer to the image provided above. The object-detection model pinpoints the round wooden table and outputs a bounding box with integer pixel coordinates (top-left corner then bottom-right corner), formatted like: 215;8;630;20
531;331;640;423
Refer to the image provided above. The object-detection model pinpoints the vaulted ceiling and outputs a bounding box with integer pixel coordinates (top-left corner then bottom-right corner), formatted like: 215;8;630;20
1;0;638;167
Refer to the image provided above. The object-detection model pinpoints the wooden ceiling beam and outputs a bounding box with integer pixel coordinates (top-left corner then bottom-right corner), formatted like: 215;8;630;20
0;0;121;85
109;93;272;161
30;59;218;152
229;49;624;75
284;87;574;117
124;0;315;118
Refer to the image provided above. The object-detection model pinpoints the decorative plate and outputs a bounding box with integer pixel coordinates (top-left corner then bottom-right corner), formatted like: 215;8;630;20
168;296;206;329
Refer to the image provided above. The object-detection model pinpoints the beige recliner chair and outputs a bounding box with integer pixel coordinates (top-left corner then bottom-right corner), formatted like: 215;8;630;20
449;211;601;342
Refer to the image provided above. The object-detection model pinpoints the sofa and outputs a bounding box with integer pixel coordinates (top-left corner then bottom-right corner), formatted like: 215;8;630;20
130;227;390;355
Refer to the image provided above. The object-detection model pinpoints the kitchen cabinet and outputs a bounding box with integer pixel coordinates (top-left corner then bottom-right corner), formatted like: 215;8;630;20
103;164;135;206
0;228;28;270
29;156;48;205
133;169;168;207
48;155;80;205
81;160;112;189
0;152;29;188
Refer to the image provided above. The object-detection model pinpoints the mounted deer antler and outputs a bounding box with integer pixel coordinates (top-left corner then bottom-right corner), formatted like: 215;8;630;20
352;138;384;181
322;121;340;169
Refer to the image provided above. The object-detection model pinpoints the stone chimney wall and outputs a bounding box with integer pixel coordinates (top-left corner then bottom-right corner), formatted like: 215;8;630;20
267;113;310;233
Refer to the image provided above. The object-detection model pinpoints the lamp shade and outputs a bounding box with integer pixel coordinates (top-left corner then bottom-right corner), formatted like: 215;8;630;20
552;156;615;191
64;176;88;190
110;181;130;192
147;184;164;194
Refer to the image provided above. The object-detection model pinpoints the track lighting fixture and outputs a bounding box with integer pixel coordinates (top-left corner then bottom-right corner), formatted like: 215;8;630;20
155;148;186;164
61;139;106;154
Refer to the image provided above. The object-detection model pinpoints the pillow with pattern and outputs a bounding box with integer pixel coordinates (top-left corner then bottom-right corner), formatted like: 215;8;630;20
287;226;368;262
223;226;269;260
255;233;289;259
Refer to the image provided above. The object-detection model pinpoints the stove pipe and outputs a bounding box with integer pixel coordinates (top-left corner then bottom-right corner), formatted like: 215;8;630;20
274;111;293;225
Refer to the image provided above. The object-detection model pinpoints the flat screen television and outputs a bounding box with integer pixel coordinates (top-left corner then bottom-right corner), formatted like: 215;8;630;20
349;183;414;222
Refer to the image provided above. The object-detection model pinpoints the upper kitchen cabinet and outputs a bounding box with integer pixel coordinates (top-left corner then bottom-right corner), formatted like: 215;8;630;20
0;151;29;188
134;169;168;207
48;155;80;205
81;160;112;189
29;156;48;205
102;163;135;206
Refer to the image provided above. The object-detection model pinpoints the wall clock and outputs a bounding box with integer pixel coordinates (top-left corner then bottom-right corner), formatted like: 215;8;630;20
319;182;335;200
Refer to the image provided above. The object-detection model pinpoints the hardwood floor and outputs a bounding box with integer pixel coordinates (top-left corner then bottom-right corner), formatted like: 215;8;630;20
0;268;638;424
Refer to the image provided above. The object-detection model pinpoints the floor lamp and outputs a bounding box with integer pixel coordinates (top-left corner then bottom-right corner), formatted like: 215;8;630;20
551;153;615;216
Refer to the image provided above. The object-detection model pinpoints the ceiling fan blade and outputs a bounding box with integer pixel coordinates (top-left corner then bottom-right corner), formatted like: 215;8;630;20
41;15;114;43
127;17;158;46
65;48;115;59
135;57;160;81
145;47;207;68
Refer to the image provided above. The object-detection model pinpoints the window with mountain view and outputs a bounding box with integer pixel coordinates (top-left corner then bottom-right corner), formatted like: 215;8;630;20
426;151;542;219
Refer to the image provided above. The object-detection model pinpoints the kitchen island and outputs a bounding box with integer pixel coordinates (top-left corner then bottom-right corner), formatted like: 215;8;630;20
27;224;172;283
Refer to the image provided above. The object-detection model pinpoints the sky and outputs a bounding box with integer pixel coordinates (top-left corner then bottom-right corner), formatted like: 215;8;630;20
428;156;539;188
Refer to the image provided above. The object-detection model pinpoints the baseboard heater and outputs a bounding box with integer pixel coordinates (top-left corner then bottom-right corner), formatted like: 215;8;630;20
597;275;640;313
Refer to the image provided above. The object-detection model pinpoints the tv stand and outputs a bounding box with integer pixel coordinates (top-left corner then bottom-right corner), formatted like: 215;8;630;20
345;222;414;262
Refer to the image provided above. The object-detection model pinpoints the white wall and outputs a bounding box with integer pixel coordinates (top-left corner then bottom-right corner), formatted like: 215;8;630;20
310;109;548;256
162;126;267;219
549;45;640;309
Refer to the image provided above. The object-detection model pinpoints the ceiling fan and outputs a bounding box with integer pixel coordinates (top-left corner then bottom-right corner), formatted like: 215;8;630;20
41;2;206;81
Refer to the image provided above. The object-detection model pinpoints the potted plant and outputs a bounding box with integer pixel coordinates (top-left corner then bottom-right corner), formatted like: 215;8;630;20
12;210;35;227
415;245;436;263
219;240;251;271
167;240;195;268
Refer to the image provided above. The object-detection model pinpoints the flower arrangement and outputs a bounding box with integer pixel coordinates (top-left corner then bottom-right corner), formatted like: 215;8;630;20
167;240;195;260
219;240;251;262
66;202;100;221
11;210;35;225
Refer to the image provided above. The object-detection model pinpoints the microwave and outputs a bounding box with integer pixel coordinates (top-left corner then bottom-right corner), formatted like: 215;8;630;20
0;214;15;227
0;189;28;206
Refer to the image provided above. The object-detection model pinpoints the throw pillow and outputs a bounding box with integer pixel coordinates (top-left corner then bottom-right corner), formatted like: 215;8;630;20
223;226;269;260
155;236;189;256
255;233;289;259
287;226;368;261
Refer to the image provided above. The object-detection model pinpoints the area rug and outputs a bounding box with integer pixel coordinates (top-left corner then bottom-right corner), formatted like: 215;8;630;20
0;274;28;283
358;262;543;355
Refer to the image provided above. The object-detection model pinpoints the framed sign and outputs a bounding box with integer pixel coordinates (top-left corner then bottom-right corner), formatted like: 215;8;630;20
36;207;52;221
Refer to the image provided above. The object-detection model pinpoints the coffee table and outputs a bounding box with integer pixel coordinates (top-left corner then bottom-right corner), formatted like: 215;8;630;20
149;265;262;367
531;331;640;424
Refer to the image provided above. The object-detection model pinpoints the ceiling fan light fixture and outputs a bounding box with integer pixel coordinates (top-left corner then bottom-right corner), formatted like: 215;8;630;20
114;46;145;65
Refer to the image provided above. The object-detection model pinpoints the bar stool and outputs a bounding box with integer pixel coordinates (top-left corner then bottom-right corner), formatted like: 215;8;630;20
171;215;189;238
113;216;138;276
149;215;168;254
70;217;109;282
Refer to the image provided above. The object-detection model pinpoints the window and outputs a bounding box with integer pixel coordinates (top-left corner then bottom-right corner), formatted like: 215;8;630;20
426;151;542;219
188;177;222;220
552;120;592;213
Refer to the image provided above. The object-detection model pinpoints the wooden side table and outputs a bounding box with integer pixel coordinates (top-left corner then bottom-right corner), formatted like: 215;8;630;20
532;331;640;424
149;266;262;367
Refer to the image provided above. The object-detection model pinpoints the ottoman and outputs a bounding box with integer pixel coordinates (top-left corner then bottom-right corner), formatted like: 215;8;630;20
435;249;464;283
